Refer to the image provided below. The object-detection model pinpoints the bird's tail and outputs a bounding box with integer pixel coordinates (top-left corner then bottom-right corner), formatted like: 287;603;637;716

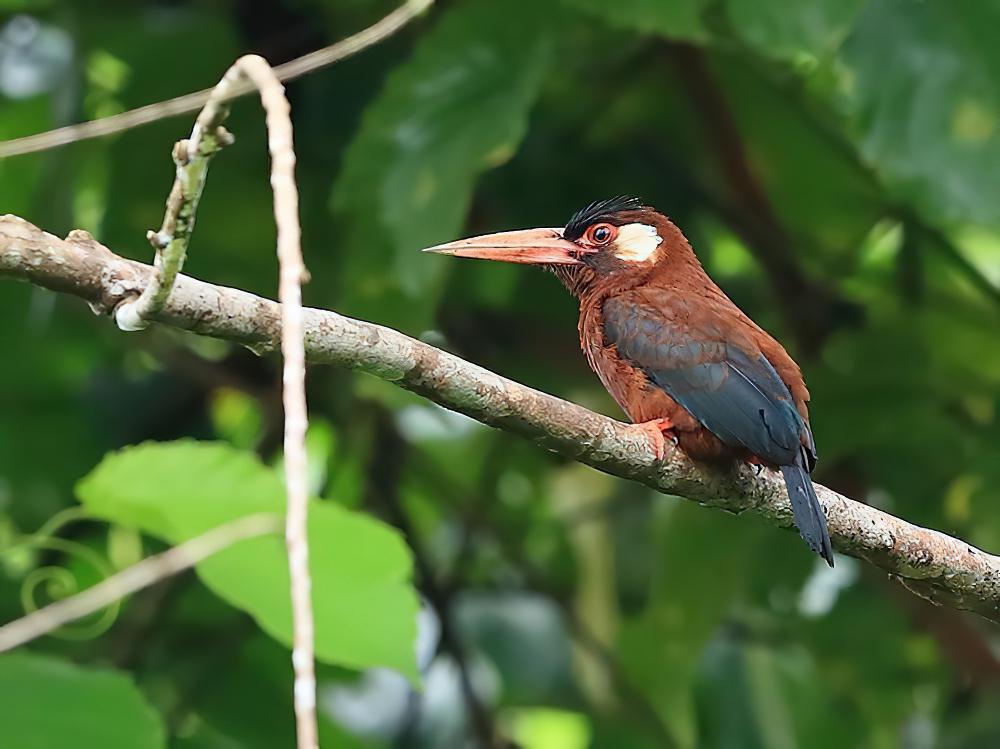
780;457;834;567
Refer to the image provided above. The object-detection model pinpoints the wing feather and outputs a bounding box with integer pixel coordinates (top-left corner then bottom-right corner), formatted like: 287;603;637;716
603;296;811;466
603;294;831;565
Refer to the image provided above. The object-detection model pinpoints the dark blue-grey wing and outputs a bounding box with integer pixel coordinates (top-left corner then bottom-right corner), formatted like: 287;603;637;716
603;297;808;466
604;296;832;565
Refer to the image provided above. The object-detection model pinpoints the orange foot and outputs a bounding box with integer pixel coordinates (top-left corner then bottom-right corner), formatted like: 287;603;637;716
637;417;677;461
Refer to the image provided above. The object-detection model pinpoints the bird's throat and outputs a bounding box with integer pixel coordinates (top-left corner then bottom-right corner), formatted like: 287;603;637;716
548;264;597;298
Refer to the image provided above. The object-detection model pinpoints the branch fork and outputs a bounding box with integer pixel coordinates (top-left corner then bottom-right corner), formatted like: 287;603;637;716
0;7;437;746
114;118;233;332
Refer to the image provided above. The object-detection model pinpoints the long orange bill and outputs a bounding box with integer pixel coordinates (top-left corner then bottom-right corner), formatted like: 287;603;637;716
422;227;590;265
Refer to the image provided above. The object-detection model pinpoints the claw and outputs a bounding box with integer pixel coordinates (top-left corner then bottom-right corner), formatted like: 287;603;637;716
637;417;676;461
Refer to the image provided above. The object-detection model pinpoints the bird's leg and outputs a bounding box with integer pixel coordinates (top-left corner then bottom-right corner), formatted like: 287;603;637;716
636;417;677;461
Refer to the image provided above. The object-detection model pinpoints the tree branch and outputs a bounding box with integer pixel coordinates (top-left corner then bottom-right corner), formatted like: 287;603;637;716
4;214;1000;623
115;112;232;330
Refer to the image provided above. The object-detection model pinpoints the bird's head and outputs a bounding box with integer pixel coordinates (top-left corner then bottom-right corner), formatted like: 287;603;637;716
423;197;693;296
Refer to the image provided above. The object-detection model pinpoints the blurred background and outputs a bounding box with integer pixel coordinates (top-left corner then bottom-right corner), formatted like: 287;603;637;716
2;0;1000;747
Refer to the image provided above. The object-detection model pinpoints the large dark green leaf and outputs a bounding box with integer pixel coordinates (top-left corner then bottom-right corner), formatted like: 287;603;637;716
561;0;709;41
332;0;563;329
722;0;866;60
707;52;884;268
840;0;1000;227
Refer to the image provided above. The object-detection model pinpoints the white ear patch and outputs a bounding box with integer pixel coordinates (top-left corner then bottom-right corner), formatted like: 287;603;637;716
613;223;662;262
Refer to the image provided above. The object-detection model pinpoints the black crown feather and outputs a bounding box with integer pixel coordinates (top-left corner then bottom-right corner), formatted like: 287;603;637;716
564;196;645;240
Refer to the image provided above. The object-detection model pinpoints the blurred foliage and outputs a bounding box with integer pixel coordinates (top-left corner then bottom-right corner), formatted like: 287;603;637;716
1;0;999;747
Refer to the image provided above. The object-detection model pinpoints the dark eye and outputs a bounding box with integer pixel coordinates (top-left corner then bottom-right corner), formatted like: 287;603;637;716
586;223;616;245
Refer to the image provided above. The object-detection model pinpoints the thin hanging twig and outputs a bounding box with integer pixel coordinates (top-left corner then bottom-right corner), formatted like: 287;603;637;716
113;48;318;747
168;54;316;749
0;0;433;159
0;514;280;653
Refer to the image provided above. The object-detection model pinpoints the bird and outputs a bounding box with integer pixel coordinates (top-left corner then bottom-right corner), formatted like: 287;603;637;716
423;197;833;566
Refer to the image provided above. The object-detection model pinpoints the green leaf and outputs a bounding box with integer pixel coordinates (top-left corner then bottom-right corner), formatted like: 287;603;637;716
76;441;420;681
706;53;884;264
561;0;709;41
0;653;165;749
332;0;563;329
840;0;1000;227
722;0;866;60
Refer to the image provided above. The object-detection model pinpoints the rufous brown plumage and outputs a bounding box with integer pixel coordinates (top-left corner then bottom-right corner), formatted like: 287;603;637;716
424;197;833;566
